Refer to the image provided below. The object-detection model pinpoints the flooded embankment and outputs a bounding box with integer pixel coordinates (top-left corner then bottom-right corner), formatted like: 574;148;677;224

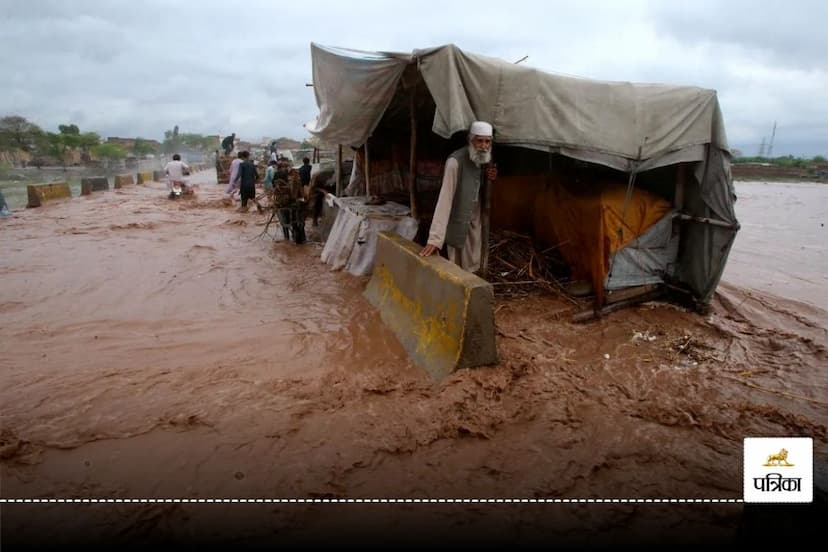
1;176;825;546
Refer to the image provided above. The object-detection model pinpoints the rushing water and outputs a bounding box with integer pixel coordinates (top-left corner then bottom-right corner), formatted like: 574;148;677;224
1;173;825;546
0;161;165;209
723;180;828;310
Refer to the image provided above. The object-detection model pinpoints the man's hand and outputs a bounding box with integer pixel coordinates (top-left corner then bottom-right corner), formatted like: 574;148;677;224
486;163;498;182
419;244;440;257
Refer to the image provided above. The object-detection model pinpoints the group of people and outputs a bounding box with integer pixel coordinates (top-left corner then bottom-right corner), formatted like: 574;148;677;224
217;121;496;272
225;151;260;211
223;150;313;213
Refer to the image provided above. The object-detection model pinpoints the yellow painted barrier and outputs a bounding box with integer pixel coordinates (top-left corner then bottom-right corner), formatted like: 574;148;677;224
26;182;71;208
136;172;154;184
364;232;498;380
114;174;134;189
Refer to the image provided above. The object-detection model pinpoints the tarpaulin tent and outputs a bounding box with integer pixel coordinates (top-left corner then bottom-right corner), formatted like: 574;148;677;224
305;42;739;307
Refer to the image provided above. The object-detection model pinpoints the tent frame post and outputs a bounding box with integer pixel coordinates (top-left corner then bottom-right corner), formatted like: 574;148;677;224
335;144;343;196
365;141;370;197
479;165;492;277
408;86;418;219
674;162;685;210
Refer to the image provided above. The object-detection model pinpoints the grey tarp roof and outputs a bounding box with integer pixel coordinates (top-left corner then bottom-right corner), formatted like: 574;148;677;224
306;43;729;162
305;44;411;147
306;43;738;305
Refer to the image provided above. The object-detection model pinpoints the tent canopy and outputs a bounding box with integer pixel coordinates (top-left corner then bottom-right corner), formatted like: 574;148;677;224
306;43;739;306
306;43;729;166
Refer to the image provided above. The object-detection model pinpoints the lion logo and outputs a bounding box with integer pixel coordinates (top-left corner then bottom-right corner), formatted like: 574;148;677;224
763;448;794;467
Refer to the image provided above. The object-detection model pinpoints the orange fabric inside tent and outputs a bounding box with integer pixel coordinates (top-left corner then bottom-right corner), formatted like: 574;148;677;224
492;176;672;305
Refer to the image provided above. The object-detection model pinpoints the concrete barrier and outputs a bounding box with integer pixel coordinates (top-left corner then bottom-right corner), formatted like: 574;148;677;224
136;171;154;184
113;174;135;189
364;232;498;380
80;177;109;195
26;182;72;208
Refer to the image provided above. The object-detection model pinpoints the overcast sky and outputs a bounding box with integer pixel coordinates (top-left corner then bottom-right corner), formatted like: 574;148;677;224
1;0;825;156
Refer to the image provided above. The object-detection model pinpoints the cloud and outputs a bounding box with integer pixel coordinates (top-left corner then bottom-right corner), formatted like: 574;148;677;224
0;0;824;155
650;0;828;72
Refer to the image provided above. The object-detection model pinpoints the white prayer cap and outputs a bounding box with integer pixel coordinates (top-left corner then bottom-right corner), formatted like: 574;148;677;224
469;121;493;137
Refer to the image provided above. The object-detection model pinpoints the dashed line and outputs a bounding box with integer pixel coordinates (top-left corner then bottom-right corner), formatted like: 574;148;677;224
0;498;744;504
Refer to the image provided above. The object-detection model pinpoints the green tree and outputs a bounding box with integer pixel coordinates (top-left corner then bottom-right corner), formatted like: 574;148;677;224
179;133;217;152
813;155;826;163
133;137;156;157
93;142;126;167
0;115;44;152
45;132;71;168
163;128;219;153
58;124;80;135
163;125;182;154
78;132;101;161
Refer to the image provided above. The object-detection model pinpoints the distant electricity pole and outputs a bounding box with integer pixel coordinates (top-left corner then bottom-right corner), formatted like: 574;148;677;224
766;121;777;158
758;136;766;157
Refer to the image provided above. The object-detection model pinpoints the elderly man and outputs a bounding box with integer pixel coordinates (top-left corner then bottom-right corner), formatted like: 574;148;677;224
419;121;497;273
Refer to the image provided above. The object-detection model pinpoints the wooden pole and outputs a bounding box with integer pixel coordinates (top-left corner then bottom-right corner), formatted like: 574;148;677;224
572;288;664;323
479;164;492;277
408;86;418;219
677;213;739;229
335;144;342;196
365;140;370;197
674;162;685;210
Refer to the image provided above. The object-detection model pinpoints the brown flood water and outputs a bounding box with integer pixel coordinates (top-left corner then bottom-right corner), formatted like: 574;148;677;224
1;174;826;546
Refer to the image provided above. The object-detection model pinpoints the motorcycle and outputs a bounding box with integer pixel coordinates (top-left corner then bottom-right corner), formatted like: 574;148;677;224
168;180;194;200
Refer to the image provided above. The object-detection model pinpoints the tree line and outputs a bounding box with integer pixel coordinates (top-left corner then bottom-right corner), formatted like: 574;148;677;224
0;115;218;167
732;154;826;167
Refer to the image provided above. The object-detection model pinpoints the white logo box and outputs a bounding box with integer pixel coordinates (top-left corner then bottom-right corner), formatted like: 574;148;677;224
744;437;813;503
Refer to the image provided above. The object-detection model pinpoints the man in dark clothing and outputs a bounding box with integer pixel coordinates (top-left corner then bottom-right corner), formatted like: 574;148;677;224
301;158;327;227
221;133;236;156
298;157;312;187
237;151;258;211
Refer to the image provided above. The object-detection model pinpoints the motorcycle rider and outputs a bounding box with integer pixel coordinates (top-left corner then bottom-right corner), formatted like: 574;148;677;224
165;153;192;198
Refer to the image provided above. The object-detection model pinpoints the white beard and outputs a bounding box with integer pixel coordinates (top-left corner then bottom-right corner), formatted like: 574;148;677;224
468;145;491;167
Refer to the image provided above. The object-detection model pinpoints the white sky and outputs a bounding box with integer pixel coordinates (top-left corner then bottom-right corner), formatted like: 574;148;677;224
1;0;825;156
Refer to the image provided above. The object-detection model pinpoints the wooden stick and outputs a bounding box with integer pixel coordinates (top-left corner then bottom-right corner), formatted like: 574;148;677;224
674;162;685;210
540;240;570;254
573;288;664;323
677;213;739;229
335;144;342;196
364;141;370;197
480;165;491;276
408;85;418;219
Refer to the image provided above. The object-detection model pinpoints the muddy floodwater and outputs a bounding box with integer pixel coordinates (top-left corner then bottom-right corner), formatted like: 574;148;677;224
724;181;828;310
1;174;825;546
